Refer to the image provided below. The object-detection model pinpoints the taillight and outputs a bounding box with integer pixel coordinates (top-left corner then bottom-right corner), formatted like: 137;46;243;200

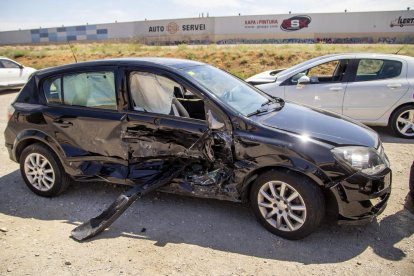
7;105;15;121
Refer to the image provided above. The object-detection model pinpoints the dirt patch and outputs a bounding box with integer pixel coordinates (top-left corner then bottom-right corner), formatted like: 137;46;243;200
1;43;413;79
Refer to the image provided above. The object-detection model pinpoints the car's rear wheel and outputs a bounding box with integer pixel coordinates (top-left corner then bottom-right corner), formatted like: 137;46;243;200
250;170;325;240
20;143;70;197
390;105;414;138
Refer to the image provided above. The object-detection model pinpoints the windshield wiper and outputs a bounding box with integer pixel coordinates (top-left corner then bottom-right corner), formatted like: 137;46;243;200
247;107;271;117
249;97;285;117
261;96;285;107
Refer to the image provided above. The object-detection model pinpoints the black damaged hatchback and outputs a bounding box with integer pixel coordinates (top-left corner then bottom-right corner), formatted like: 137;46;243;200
5;58;392;240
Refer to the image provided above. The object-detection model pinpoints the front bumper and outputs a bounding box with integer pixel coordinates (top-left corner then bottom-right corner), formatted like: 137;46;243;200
330;168;392;224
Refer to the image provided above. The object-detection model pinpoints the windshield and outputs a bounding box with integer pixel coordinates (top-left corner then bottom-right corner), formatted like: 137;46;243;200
181;65;270;116
277;55;339;78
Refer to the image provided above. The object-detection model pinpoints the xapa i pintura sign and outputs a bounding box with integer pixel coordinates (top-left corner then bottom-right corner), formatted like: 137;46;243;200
244;19;279;29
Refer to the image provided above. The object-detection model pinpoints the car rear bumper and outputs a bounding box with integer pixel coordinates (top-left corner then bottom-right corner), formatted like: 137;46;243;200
330;168;392;224
4;124;17;162
5;142;17;162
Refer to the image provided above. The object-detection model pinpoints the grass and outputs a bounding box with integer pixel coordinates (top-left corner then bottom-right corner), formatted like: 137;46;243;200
0;42;413;79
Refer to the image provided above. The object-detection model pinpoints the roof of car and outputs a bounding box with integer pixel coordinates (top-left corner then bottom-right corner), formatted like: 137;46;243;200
35;58;205;75
316;53;414;60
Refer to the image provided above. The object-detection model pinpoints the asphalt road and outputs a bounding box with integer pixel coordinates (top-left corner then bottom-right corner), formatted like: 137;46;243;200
0;89;413;275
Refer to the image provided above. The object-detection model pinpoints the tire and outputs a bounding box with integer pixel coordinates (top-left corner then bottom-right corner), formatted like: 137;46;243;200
250;170;325;240
390;105;414;139
19;143;70;197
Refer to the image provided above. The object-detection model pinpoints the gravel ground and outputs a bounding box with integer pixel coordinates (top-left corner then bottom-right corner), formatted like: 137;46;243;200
0;89;413;275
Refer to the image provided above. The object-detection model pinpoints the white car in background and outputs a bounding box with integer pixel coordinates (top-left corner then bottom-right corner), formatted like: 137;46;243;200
246;53;414;138
0;57;36;90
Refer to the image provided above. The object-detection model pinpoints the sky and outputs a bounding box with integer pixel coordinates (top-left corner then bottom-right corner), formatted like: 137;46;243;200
0;0;412;31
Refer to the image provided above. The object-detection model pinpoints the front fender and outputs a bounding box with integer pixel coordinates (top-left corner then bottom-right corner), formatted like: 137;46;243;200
235;154;334;203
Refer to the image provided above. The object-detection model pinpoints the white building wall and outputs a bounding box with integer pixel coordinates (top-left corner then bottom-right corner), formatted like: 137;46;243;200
0;10;413;45
0;30;32;44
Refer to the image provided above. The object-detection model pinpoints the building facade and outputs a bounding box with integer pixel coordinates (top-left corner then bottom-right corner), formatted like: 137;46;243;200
0;10;413;45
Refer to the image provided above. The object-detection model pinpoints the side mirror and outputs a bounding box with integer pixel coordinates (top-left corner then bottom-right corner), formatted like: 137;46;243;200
297;75;310;85
207;110;225;130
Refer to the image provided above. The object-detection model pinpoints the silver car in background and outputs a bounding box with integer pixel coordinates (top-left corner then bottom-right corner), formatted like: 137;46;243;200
0;57;36;90
246;54;414;138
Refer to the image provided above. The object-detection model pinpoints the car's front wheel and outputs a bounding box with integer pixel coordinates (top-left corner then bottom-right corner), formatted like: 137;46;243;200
390;105;414;138
250;170;325;240
20;143;70;197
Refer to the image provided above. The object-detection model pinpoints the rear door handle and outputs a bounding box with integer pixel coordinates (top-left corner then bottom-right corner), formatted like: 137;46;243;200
53;119;73;128
329;87;343;91
387;83;402;89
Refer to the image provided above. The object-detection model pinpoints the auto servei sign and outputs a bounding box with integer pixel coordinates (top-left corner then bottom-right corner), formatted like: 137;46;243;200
148;22;207;34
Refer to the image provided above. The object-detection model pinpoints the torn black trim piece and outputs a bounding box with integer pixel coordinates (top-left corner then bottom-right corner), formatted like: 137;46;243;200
71;159;186;241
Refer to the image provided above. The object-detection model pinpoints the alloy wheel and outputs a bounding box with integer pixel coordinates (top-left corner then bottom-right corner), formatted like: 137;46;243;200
24;153;55;191
396;109;414;137
257;180;307;232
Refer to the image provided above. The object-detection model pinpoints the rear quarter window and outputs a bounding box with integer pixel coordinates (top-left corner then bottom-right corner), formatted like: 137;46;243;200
355;59;402;81
43;76;62;104
0;59;20;69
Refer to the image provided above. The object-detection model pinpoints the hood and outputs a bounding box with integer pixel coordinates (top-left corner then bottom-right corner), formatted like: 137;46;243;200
252;102;379;148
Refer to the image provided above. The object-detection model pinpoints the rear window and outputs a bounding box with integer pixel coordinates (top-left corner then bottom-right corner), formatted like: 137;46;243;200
43;71;117;110
355;59;402;81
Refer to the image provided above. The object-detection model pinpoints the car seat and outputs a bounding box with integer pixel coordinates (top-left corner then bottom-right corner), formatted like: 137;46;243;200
171;97;189;117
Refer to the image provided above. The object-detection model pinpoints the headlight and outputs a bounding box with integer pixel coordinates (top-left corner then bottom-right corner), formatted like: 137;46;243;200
331;146;387;175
